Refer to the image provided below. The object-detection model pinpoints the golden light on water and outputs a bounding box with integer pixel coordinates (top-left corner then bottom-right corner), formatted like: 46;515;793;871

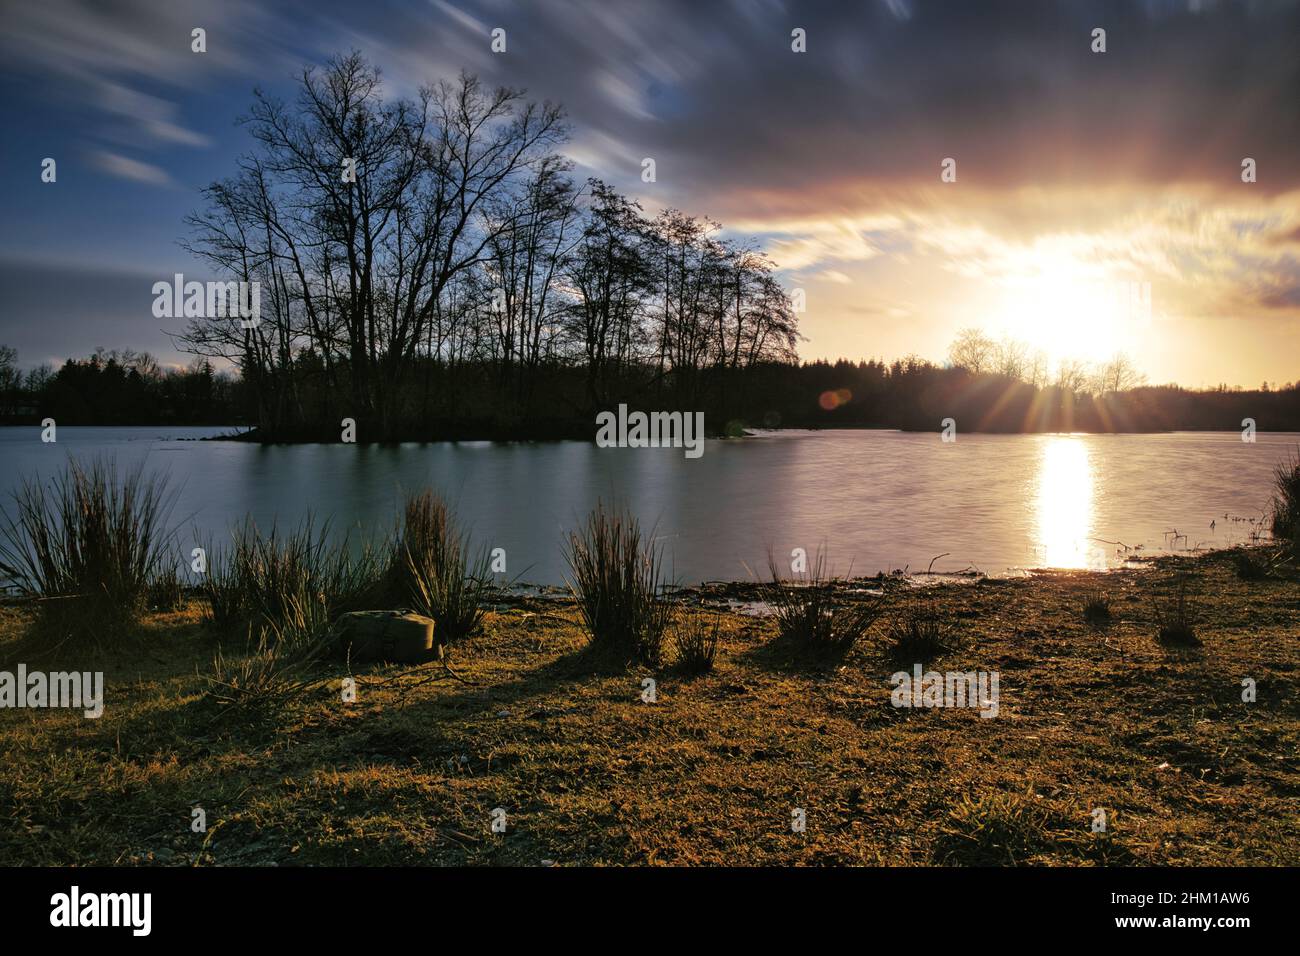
1033;436;1097;569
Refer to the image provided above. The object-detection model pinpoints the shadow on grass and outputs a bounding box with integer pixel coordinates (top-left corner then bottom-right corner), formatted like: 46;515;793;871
732;624;860;675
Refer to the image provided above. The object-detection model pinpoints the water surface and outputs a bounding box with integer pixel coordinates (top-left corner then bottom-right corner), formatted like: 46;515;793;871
0;427;1289;585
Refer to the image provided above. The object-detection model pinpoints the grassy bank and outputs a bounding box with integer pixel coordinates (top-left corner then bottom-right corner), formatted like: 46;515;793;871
1;548;1297;866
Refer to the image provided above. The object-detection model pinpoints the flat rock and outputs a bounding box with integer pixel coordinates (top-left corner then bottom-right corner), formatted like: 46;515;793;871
335;610;440;664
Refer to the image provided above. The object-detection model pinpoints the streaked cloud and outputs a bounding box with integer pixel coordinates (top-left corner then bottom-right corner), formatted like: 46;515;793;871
91;151;177;188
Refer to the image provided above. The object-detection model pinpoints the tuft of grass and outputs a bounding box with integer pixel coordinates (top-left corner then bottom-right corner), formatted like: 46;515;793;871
764;550;884;657
671;612;721;674
0;458;178;645
203;592;333;717
882;605;955;663
1151;575;1200;647
932;788;1051;865
392;491;491;644
202;516;380;635
564;502;670;665
1270;448;1300;560
1081;590;1112;624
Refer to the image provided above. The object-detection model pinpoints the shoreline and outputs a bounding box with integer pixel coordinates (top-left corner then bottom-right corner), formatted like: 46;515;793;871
4;422;1299;444
216;423;1295;444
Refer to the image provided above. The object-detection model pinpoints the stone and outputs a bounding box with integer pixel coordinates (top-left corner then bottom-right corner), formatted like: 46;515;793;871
335;610;440;664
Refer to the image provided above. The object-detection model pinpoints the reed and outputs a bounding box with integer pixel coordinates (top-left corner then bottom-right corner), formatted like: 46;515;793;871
671;612;721;674
763;549;884;656
1151;575;1200;647
0;458;178;644
397;491;492;643
1081;591;1112;624
387;494;493;642
564;502;670;664
882;605;955;663
203;592;334;717
1270;448;1300;559
202;515;380;635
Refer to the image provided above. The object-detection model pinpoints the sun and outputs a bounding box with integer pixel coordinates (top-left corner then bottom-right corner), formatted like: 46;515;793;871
987;254;1143;366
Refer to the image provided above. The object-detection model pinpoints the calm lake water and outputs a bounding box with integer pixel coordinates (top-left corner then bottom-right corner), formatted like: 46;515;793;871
0;427;1292;585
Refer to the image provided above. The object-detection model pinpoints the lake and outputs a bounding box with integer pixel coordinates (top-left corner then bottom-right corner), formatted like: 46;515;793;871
0;426;1291;585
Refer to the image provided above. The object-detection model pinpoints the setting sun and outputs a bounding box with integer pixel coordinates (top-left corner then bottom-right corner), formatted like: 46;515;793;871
988;257;1146;366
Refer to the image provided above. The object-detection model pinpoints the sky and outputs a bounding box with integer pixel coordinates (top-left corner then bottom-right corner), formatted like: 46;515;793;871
1;0;1297;387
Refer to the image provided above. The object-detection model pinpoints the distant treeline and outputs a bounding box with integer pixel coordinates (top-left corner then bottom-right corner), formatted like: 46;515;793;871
4;344;1298;435
0;347;243;426
788;357;1300;433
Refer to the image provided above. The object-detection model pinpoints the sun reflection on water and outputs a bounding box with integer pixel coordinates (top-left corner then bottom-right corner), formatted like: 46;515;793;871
1034;437;1098;569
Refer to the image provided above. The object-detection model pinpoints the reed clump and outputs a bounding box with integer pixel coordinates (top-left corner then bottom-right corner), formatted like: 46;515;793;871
882;604;956;663
564;502;670;665
764;550;885;657
203;592;334;717
671;612;721;674
1151;575;1200;647
1270;448;1300;560
1081;590;1112;624
394;491;491;644
0;459;178;645
202;516;380;635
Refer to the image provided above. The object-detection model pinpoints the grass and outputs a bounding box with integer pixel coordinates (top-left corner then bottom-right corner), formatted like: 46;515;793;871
763;549;885;657
1081;590;1112;624
1;549;1296;866
882;605;956;663
1270;447;1300;560
0;459;178;646
564;502;671;665
932;788;1053;865
1150;575;1200;647
392;491;491;644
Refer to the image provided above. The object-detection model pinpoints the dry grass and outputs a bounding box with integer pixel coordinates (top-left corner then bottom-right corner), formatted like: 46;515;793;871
564;502;670;665
395;491;492;644
0;459;178;645
0;549;1296;867
1081;591;1113;625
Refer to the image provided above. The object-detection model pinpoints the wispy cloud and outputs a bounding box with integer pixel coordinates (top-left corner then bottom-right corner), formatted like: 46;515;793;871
0;0;267;149
91;151;177;188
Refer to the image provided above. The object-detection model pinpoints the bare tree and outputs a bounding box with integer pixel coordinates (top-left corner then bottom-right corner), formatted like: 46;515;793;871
948;327;996;374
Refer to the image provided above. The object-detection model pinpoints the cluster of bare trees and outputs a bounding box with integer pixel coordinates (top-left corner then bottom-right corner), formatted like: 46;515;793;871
180;54;798;438
947;327;1146;395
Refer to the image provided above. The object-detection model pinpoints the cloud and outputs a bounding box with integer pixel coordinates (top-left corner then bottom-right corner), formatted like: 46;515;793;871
97;83;212;148
2;0;1297;386
92;151;177;188
0;0;269;149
